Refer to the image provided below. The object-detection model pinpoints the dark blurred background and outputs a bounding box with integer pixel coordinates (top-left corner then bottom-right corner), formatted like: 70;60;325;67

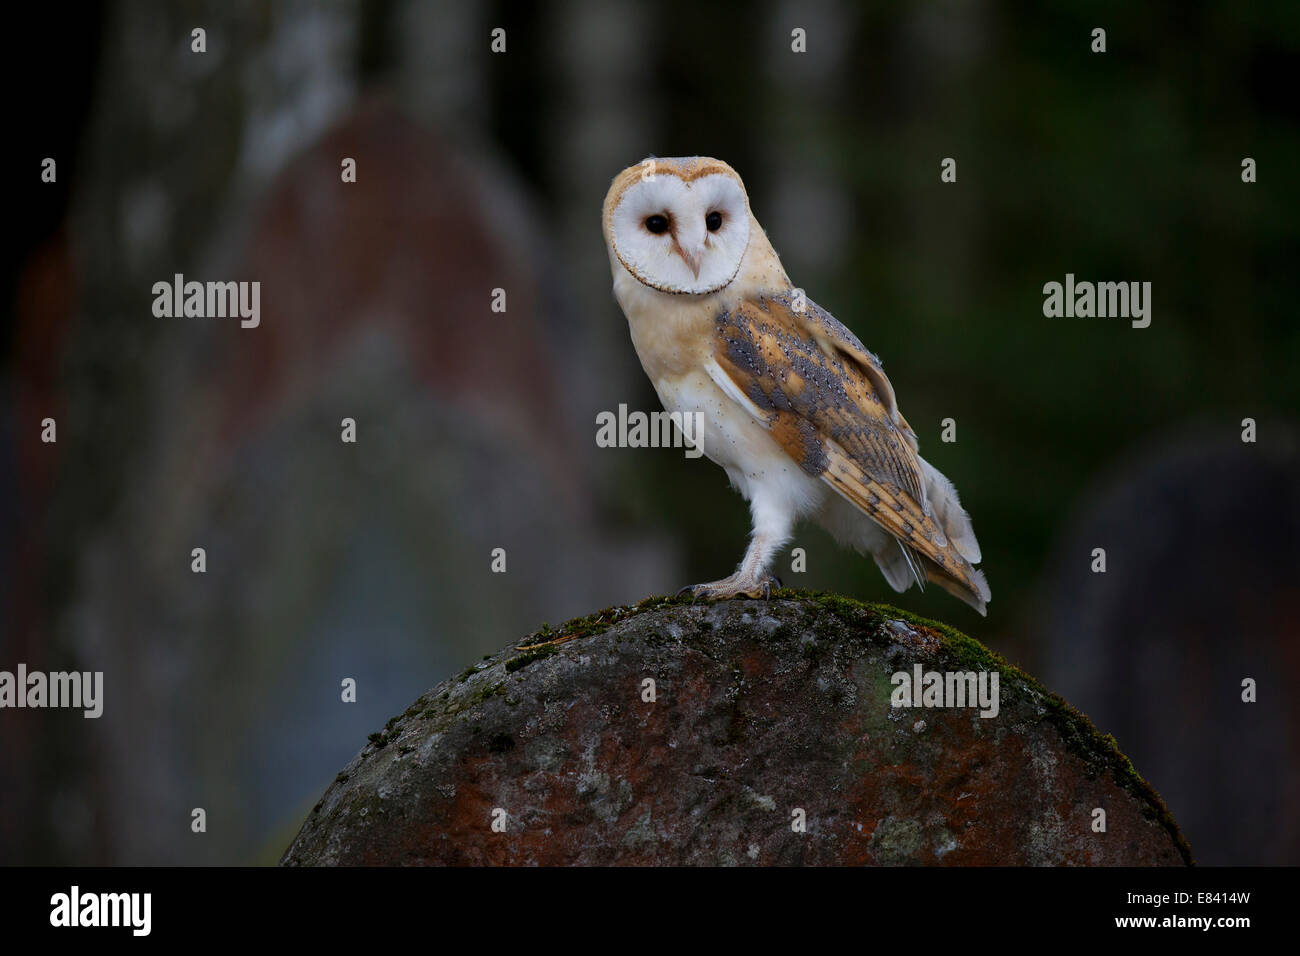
2;0;1297;865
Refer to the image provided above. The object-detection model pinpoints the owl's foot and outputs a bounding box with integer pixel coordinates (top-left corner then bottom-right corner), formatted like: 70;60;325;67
678;572;782;602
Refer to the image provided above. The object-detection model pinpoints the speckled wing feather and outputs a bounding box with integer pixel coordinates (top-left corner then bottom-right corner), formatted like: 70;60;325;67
710;291;989;611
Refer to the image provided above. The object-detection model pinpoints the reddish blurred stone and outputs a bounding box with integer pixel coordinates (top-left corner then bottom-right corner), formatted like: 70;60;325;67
219;98;583;498
282;593;1191;866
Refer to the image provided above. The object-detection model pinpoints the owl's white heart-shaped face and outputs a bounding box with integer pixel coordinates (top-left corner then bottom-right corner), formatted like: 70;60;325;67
606;162;752;295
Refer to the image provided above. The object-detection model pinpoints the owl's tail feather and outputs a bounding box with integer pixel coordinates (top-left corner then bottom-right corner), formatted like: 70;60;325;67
920;552;990;616
821;441;991;616
919;456;982;564
894;541;988;616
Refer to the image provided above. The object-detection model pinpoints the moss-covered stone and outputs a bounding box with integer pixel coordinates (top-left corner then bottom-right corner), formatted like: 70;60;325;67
284;591;1192;867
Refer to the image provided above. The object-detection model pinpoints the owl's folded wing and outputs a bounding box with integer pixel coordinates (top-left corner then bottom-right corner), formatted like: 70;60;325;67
708;290;989;613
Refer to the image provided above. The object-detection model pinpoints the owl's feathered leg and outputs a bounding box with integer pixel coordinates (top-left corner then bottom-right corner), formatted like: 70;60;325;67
680;489;792;600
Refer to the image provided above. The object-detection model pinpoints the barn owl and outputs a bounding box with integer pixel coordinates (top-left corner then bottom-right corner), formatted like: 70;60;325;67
601;157;990;615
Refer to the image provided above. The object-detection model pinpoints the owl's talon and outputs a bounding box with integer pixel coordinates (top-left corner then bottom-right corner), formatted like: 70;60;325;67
681;572;780;602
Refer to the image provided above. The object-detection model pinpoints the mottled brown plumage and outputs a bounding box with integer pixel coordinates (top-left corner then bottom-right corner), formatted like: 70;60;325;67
713;293;989;609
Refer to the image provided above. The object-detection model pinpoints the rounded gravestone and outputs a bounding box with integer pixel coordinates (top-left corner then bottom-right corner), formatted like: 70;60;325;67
282;593;1191;866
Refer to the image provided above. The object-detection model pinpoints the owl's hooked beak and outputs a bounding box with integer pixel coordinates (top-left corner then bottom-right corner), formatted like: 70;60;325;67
673;238;705;278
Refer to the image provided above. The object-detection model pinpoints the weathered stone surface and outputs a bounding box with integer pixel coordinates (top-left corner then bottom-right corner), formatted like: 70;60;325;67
281;593;1191;866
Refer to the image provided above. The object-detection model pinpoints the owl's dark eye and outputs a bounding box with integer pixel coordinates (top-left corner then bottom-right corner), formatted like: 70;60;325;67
705;211;723;232
645;214;669;234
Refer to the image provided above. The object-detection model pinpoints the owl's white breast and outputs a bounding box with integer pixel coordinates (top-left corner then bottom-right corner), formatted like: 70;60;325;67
610;252;826;521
